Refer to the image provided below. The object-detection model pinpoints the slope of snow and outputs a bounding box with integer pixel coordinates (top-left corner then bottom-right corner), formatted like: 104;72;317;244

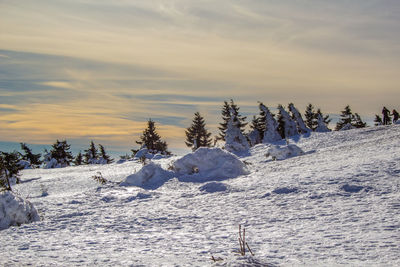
1;125;400;266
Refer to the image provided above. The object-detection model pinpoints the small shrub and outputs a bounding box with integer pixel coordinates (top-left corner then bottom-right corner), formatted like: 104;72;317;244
92;172;107;185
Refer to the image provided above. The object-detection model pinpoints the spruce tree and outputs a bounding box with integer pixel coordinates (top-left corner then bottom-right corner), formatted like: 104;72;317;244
135;119;170;155
45;140;74;168
277;104;298;138
289;103;310;134
353;113;367;128
185;112;212;151
259;103;281;143
224;108;250;154
84;141;98;164
98;144;114;164
0;151;23;190
217;99;247;141
316;109;331;127
74;152;83;166
19;143;42;168
304;103;316;130
335;105;353;131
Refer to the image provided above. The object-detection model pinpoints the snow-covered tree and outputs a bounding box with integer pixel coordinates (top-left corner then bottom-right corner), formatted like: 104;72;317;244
335;105;353;131
0;151;24;190
217;100;247;141
289;103;311;134
224;108;249;154
259;103;282;143
135;119;170;155
44;140;74;168
247;115;263;146
314;113;331;132
316;109;331;128
98;144;114;164
84;141;98;164
336;105;366;130
277;105;298;139
19;143;42;168
185;112;212;151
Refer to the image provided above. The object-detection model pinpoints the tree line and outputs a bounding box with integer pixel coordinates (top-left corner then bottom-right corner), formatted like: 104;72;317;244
1;100;398;191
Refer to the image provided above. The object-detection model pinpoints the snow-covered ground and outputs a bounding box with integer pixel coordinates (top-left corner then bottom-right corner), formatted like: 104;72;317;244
1;125;400;266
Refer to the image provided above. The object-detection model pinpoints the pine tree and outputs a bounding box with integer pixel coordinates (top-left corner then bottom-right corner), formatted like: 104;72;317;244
289;103;311;134
19;143;42;168
217;99;247;141
74;152;83;166
335;105;353;131
0;151;24;190
185;112;212;151
304;104;316;130
98;144;114;164
247;115;263;146
44;140;74;168
135;119;170;155
314;113;331;132
84;141;98;164
374;115;383;126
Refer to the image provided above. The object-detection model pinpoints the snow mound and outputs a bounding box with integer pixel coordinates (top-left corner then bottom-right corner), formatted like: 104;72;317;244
0;191;40;230
199;182;228;193
340;123;356;131
173;147;248;181
120;162;173;189
134;148;169;160
266;144;304;160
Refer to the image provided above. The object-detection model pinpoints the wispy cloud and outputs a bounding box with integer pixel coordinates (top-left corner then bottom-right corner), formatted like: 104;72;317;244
0;1;399;153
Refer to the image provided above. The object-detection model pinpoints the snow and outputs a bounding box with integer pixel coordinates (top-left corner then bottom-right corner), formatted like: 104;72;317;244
0;191;39;230
1;125;400;266
172;147;248;181
266;144;305;160
120;162;173;189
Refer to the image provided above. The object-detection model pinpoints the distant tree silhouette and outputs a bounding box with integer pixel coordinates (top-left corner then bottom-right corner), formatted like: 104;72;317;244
185;112;212;151
19;143;42;168
135;119;170;155
217;99;247;141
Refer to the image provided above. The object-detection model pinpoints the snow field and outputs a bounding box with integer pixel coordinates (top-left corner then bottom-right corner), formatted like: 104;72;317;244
0;125;399;266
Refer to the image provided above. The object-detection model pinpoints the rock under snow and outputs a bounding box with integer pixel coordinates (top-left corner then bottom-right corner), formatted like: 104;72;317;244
266;144;305;160
120;162;173;189
173;147;248;181
0;191;40;230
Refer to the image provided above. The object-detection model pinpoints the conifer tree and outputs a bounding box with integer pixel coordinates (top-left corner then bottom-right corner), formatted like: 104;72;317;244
316;109;331;127
289;103;311;134
185;112;212;151
314;113;331;132
247;115;263;146
74;152;83;166
353;113;367;128
224;108;249;154
0;151;24;190
44;140;74;168
217;99;247;141
84;141;98;164
304;103;316;130
335;105;353;131
19;143;42;168
98;144;114;164
277;104;298;139
135;119;170;155
259;103;282;143
374;115;383;126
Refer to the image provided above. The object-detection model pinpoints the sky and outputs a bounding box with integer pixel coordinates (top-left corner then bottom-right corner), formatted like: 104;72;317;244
1;0;399;156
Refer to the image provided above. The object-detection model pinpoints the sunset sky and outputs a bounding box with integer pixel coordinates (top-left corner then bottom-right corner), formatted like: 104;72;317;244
1;0;399;155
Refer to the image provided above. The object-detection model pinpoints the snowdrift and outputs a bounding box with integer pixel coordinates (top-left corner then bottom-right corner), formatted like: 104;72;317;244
0;191;40;230
173;147;248;181
120;162;174;189
266;144;304;160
